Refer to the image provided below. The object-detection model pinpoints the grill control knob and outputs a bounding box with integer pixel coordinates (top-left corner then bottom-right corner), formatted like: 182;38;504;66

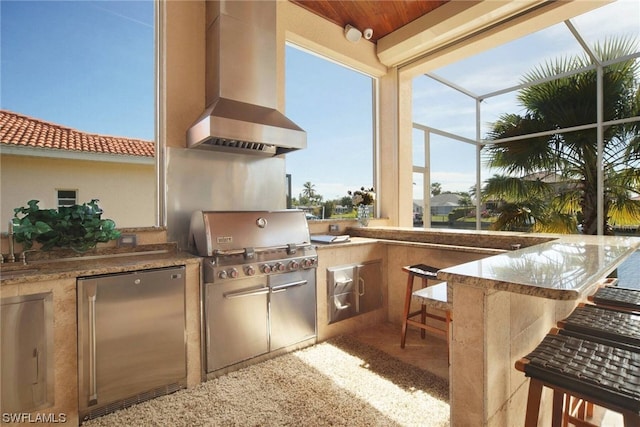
288;260;300;270
245;265;255;276
261;264;272;274
302;258;316;268
228;268;239;279
274;262;285;272
218;270;228;280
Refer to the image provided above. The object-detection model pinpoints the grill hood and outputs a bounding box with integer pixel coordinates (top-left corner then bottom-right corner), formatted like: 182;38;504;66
187;0;306;156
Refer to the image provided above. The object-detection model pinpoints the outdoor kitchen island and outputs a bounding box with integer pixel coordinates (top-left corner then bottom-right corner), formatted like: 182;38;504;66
349;226;640;427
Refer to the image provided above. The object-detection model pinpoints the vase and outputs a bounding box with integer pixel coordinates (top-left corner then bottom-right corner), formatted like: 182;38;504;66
357;204;371;227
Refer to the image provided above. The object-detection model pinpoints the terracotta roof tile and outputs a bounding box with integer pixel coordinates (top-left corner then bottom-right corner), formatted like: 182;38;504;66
0;109;154;158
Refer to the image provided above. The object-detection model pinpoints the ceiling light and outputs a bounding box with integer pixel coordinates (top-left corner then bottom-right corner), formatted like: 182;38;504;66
344;24;362;43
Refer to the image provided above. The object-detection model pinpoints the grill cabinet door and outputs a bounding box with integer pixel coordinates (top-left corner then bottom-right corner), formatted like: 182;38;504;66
269;269;317;350
206;277;269;371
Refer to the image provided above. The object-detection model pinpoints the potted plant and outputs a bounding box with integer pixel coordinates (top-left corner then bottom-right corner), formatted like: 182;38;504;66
348;187;375;226
13;199;121;252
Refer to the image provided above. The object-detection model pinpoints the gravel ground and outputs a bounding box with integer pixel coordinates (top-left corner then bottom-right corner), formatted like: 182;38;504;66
83;336;449;427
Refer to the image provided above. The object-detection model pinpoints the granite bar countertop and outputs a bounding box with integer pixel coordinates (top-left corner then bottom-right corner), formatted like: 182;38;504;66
312;235;505;256
0;243;200;286
347;226;553;250
438;235;639;300
348;226;640;300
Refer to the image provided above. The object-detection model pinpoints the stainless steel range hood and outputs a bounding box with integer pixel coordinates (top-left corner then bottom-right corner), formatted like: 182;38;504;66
187;0;306;156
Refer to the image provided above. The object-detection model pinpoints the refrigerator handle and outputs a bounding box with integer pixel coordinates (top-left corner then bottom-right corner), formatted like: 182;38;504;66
32;348;39;384
87;286;98;406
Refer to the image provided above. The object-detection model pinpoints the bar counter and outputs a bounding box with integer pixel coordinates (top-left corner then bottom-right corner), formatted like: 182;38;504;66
350;227;640;426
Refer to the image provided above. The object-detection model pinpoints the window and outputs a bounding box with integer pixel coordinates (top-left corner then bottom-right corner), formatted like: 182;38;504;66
1;1;156;228
285;44;375;219
411;1;639;234
57;190;77;208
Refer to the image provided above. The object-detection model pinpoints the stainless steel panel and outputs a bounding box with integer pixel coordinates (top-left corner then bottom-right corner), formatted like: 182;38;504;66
186;0;306;154
1;292;54;413
327;265;356;324
206;277;269;372
165;146;286;250
77;267;186;417
327;260;382;324
207;1;276;109
355;261;383;314
269;269;316;350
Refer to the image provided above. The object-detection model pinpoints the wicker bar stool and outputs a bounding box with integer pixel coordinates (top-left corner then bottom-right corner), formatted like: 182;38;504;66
558;303;640;349
588;285;640;314
554;304;640;425
515;329;640;427
400;264;452;360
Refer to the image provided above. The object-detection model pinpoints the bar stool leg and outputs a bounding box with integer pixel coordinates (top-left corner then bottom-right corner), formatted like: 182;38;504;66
400;273;414;348
525;378;544;427
420;277;428;339
420;302;427;339
552;389;564;427
445;310;451;365
623;411;640;427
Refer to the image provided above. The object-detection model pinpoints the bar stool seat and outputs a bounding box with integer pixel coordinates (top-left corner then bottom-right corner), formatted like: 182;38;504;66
400;264;452;359
515;331;640;427
554;304;640;425
558;304;640;349
589;286;640;313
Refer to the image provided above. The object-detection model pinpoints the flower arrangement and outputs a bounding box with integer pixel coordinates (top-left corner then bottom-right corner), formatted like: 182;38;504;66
348;187;376;206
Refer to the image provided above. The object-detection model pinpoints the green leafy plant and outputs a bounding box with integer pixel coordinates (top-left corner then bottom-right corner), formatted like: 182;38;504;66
13;199;121;252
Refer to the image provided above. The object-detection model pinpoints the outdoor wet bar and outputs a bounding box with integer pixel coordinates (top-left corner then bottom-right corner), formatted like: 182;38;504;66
350;227;640;426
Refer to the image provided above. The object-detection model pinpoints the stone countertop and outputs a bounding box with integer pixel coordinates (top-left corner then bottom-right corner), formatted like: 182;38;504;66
312;236;379;250
0;245;201;286
438;235;640;300
347;226;553;250
312;235;505;256
347;226;640;300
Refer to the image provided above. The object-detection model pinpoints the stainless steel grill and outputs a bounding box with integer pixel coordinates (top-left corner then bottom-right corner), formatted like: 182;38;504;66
189;210;317;376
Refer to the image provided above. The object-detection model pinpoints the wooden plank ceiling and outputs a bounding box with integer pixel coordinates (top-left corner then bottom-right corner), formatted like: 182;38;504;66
290;0;449;43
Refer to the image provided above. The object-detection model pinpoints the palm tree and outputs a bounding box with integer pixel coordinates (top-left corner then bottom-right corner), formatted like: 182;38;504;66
431;182;442;196
302;181;316;200
483;37;640;234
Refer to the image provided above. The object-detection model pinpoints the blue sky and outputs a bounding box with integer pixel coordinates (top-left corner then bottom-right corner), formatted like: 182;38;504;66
1;1;154;140
285;45;374;201
2;0;638;203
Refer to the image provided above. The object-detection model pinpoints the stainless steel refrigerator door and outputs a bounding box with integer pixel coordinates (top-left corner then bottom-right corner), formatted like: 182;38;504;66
77;266;186;413
206;277;269;372
269;269;316;350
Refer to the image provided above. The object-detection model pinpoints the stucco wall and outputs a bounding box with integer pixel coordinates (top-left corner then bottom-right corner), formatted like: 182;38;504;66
1;154;155;228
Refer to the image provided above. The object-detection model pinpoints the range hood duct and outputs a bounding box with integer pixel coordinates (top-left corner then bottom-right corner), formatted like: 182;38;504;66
187;0;306;156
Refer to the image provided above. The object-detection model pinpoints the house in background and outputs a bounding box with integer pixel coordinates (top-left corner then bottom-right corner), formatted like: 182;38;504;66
413;193;467;225
430;193;465;216
0;110;155;227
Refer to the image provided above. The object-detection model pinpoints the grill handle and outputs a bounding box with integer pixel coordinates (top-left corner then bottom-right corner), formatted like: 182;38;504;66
223;286;269;299
213;243;312;257
271;280;308;293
